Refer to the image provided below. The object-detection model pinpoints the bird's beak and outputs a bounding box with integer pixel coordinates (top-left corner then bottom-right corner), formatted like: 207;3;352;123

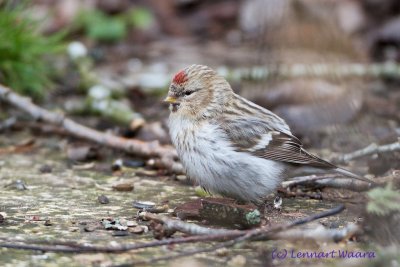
163;96;178;103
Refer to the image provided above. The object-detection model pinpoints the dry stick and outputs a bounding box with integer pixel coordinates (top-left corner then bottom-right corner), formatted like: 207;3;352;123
135;220;360;266
0;205;344;255
0;117;16;131
114;204;345;266
0;234;242;253
273;223;360;242
143;212;237;235
334;140;400;164
0;84;183;173
281;174;373;192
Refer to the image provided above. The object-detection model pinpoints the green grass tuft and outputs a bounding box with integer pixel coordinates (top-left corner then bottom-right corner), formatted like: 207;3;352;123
0;4;65;99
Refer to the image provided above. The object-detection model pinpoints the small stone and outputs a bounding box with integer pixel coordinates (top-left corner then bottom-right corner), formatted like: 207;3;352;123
112;231;129;237
129;226;144;234
39;164;53;173
227;255;246;267
132;201;155;210
176;175;187;182
15;180;28;190
84;225;96;232
29;215;41;221
98;195;110;204
101;218;128;231
167;209;175;214
112;183;134;192
147;204;168;213
70;227;79;232
111;159;123;172
216;248;229;257
126;221;138;227
0;214;4;224
44;220;52;226
273;196;282;210
7;180;28;190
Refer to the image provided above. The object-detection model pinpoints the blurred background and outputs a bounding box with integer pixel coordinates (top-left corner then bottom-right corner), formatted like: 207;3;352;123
2;0;399;173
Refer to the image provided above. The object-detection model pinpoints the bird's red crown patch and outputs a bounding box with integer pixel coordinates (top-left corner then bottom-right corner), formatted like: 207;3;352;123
172;70;187;85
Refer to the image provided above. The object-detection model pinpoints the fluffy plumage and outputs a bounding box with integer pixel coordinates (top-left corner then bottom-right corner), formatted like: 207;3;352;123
165;64;372;203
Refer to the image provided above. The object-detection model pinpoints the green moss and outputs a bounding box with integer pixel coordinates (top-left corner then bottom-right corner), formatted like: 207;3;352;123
367;184;400;216
245;209;261;225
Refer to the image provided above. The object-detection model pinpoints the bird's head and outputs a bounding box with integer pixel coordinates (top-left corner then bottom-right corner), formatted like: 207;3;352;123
164;64;233;119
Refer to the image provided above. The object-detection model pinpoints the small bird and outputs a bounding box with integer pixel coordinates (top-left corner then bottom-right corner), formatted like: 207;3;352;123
165;64;373;203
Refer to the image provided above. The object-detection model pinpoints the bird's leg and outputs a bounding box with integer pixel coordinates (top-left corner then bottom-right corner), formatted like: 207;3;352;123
255;194;283;217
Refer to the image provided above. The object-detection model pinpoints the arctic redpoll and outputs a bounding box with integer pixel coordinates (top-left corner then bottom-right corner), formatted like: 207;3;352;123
165;64;373;203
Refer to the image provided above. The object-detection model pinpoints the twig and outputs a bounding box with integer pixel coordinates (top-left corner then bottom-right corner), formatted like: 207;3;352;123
0;234;241;253
142;212;237;235
272;223;361;242
0;84;183;173
0;117;16;131
334;140;400;164
116;204;345;266
281;174;373;192
0;205;344;256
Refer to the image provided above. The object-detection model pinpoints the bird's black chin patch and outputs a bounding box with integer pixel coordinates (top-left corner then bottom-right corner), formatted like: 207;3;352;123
171;103;180;112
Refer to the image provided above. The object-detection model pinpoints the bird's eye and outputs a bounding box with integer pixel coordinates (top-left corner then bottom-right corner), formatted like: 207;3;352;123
184;91;193;96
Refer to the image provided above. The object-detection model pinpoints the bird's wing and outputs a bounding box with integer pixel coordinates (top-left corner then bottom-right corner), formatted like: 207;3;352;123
217;116;335;169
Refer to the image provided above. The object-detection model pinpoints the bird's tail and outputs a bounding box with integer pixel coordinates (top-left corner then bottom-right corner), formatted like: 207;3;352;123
334;167;377;186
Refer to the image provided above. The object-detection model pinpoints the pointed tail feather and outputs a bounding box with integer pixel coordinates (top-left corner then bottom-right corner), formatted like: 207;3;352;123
334;168;377;185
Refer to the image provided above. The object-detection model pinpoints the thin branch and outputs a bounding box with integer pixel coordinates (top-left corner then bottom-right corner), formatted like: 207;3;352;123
281;174;373;192
0;84;183;173
0;116;16;131
0;234;242;253
272;223;361;242
334;140;400;164
0;205;344;256
115;204;345;266
142;212;237;235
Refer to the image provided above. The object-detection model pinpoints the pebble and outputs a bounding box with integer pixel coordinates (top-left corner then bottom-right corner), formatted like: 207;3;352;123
147;205;168;213
84;225;96;232
112;231;129;237
273;196;282;210
0;214;4;224
112;183;134;192
7;180;28;190
126;221;138;227
98;195;110;204
129;226;144;234
215;248;229;257
175;175;187;182
39;164;53;173
227;255;246;267
44;220;52;226
111;159;123;172
133;201;156;210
